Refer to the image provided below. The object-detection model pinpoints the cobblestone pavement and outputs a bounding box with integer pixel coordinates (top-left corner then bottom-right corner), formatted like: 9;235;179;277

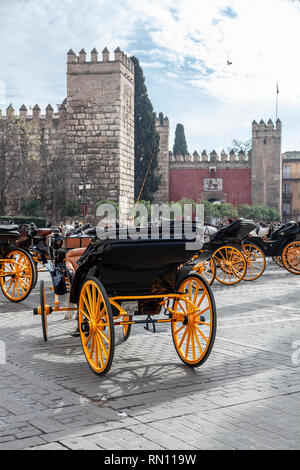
0;261;299;450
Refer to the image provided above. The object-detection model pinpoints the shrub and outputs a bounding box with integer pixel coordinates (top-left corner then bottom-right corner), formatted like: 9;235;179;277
20;199;42;217
61;200;81;217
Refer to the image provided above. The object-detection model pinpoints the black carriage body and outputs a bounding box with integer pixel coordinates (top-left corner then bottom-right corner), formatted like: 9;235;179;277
204;219;256;251
70;224;202;303
245;222;300;257
0;225;19;255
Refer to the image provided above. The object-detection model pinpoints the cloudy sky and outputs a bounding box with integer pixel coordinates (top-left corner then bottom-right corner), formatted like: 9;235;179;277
0;0;299;153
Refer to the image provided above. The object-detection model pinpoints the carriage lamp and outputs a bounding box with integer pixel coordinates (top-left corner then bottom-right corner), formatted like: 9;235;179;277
77;181;91;217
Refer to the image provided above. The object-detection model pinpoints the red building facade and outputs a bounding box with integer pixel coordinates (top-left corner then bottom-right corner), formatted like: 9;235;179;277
155;117;282;214
169;159;252;205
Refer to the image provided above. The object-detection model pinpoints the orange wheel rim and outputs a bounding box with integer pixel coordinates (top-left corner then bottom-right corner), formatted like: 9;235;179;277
213;246;246;285
172;276;214;365
242;243;266;281
79;280;111;373
0;250;33;301
282;242;300;273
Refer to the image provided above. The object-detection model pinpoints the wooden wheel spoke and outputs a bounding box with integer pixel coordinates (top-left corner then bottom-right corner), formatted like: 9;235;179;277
174;323;185;335
86;285;93;315
193;282;200;304
82;294;93;317
17;279;26;295
185;328;191;357
79;307;91;320
178;326;188;348
98;329;109;345
83;329;92;347
89;334;95;359
195;324;208;343
196;291;206;307
194;326;203;354
178;301;188;314
193;305;210;318
94;334;99;368
97;331;108;360
191;328;196;361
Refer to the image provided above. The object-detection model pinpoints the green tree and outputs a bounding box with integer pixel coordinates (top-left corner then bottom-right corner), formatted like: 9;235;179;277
61;200;81;217
20;199;42;216
173;123;188;156
130;56;161;202
238;204;280;222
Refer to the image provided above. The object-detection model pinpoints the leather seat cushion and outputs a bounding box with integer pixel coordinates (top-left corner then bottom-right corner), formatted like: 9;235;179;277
65;247;86;272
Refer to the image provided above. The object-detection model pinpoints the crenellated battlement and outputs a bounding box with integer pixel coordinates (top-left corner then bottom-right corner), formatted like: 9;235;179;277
168;148;251;167
252;118;281;136
67;46;134;82
0;103;66;128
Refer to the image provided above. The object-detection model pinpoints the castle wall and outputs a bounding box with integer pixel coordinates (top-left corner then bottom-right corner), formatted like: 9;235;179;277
165;118;282;212
66;48;135;216
0;105;66;217
0;46;135;221
154;116;169;202
251;119;282;213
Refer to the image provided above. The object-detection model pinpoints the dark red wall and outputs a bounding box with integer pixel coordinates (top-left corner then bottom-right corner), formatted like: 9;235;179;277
169;168;251;206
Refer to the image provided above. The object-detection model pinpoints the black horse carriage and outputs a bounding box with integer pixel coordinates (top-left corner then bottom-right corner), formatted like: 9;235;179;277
0;224;36;301
201;218;266;285
34;223;217;376
245;221;300;274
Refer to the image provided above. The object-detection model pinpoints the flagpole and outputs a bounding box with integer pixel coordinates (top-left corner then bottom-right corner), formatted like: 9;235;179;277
276;83;279;121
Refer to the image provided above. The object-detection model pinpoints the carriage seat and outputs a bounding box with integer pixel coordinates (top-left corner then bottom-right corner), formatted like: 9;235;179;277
37;228;53;237
65;247;86;273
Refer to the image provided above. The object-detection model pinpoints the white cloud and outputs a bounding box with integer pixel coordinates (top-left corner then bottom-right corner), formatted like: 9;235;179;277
126;0;300;106
0;0;299;151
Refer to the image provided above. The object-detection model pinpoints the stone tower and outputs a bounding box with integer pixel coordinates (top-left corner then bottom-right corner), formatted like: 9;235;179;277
154;115;170;202
66;47;135;216
251;119;282;214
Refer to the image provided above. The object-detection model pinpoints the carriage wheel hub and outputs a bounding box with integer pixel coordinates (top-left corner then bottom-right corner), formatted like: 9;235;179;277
81;321;90;334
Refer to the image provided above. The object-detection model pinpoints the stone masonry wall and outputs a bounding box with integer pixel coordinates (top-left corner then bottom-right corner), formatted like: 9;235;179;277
66;47;135;216
251;119;282;213
0;104;66;217
154;116;170;203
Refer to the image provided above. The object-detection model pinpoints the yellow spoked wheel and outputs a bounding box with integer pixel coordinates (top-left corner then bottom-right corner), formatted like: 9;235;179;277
32;259;38;289
40;280;48;342
171;274;216;367
78;277;115;376
242;243;266;281
213;246;247;285
0;248;35;302
282;241;300;274
122;315;132;341
273;256;284;268
194;256;216;286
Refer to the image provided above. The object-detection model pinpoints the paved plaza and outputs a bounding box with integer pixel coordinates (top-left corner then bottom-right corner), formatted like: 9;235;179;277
0;261;299;450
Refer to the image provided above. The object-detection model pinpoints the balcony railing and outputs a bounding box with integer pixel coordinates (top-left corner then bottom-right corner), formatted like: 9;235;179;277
282;191;292;201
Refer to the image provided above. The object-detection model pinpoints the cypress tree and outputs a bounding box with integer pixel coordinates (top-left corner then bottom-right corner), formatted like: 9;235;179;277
130;56;161;202
173;123;188;156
